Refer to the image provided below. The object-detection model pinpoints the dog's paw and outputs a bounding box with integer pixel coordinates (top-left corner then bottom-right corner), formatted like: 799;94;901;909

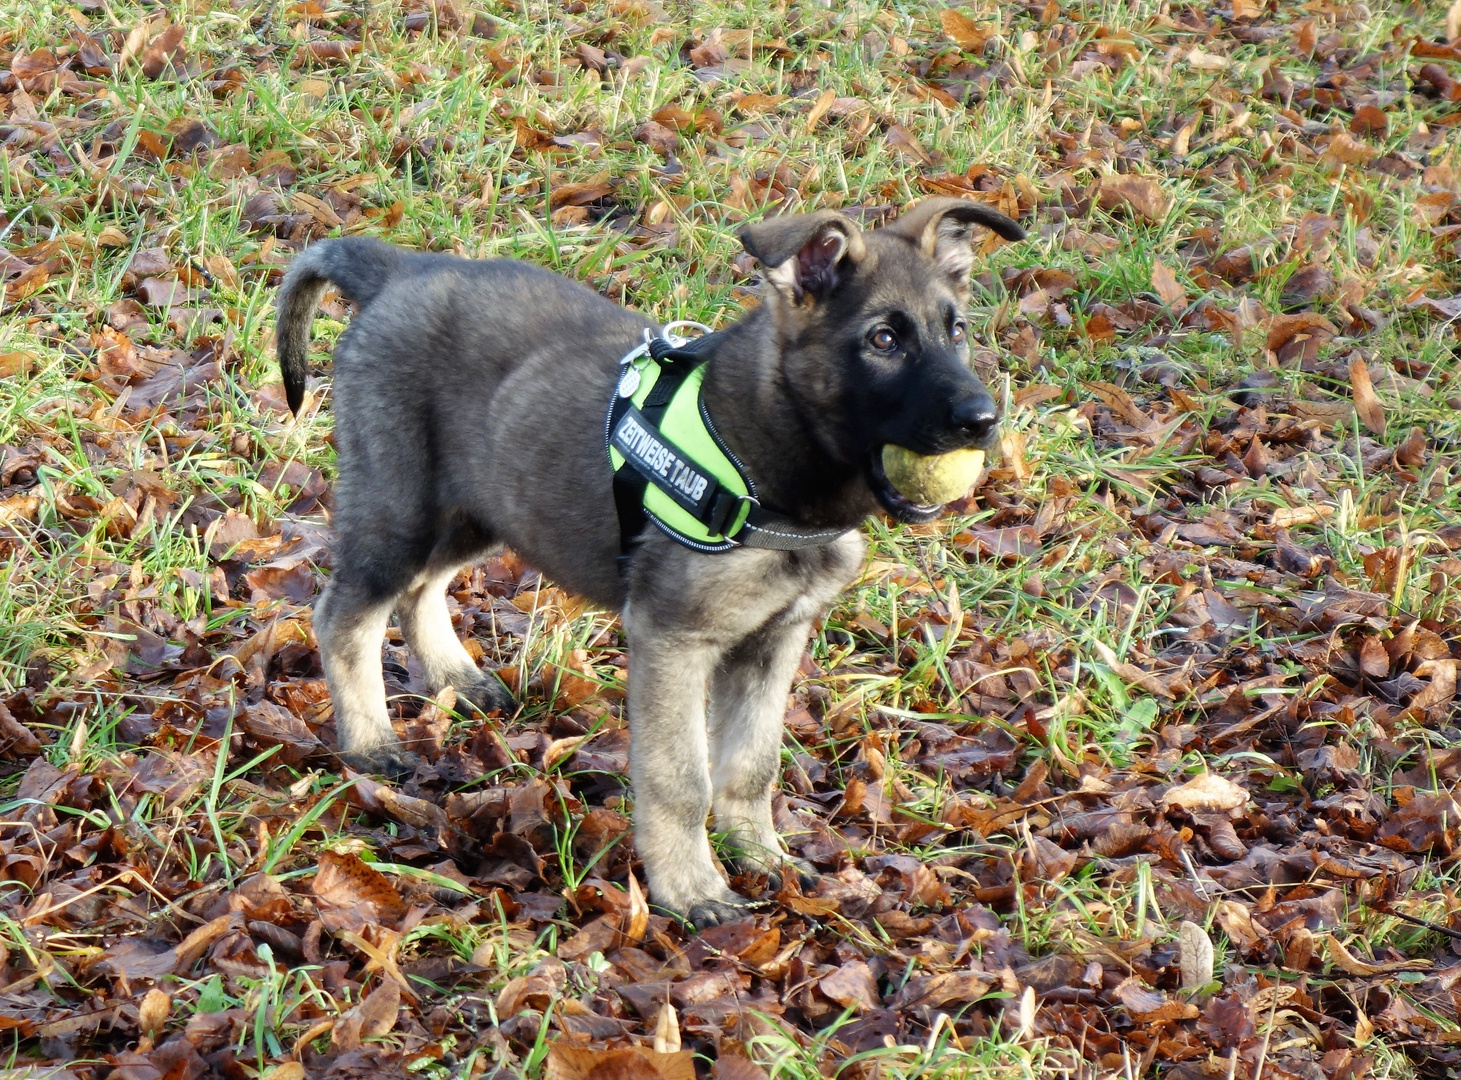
767;857;819;894
339;746;423;781
685;895;753;930
455;677;515;715
652;887;753;931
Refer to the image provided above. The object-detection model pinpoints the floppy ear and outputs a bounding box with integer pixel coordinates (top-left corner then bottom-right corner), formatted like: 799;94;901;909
738;210;866;305
885;197;1026;295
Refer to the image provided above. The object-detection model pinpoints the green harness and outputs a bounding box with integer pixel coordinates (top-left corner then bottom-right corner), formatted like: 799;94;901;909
605;325;848;568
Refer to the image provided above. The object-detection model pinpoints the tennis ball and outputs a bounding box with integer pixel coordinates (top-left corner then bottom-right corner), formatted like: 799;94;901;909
881;445;986;505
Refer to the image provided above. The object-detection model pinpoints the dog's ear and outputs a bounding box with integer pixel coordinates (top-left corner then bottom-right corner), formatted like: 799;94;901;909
885;197;1025;296
738;210;866;305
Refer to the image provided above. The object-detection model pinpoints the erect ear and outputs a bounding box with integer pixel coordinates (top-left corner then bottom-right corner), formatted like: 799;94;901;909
884;197;1026;296
737;210;866;305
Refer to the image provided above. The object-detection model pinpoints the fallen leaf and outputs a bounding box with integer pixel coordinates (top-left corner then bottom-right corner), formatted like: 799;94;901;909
713;1058;771;1080
624;872;649;945
1094;174;1170;223
140;23;185;78
819;961;881;1012
886;125;937;166
1323;934;1431;976
311;850;408;932
1162;772;1248;813
805;87;836;132
0;352;37;378
333;979;400;1051
1323;131;1376;165
138;989;170;1040
1350;354;1385;434
653;1001;680;1054
545;1046;696;1080
1179;921;1215;989
941;9;993;52
1151;257;1185;307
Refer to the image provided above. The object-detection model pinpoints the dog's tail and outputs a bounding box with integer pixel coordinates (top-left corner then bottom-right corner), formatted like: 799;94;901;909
276;237;401;415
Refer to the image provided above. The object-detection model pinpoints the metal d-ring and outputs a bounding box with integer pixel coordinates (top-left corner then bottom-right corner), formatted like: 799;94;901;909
660;320;714;347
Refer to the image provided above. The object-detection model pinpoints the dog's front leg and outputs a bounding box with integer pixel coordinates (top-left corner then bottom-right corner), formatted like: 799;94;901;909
708;617;816;889
625;617;748;928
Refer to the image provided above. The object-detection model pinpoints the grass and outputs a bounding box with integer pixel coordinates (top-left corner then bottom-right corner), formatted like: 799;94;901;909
3;0;1461;1075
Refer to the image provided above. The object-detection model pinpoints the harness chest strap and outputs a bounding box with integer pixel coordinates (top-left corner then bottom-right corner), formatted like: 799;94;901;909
606;330;848;563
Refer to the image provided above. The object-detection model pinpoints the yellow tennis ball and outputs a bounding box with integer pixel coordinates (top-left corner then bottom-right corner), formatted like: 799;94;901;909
881;446;986;505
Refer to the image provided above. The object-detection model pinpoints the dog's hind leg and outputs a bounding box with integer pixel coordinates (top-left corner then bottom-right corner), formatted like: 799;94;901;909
708;617;816;889
396;522;514;714
314;576;412;778
624;613;748;929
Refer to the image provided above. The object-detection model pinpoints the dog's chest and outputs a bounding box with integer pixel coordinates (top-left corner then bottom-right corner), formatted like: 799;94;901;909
644;531;865;640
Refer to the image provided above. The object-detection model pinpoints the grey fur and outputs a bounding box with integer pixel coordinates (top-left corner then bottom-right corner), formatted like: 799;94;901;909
274;198;1025;927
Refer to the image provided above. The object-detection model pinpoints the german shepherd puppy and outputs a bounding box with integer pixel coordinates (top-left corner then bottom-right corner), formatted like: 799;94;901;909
275;198;1024;927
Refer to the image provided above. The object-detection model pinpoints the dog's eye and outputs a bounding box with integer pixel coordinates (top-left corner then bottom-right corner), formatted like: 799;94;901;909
951;320;967;344
869;328;898;351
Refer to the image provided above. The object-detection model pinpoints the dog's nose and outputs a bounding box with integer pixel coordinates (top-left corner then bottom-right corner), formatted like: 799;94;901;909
950;394;999;442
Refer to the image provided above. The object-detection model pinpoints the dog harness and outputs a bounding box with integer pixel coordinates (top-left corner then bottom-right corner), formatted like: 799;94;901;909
605;323;848;569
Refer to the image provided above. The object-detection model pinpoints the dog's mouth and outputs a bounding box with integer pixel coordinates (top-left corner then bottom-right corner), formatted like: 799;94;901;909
867;448;946;524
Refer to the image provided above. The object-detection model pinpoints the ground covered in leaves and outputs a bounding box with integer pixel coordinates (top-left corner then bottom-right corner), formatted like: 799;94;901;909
4;0;1461;1076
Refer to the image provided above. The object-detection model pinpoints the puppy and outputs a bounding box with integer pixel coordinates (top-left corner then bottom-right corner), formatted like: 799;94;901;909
274;198;1025;926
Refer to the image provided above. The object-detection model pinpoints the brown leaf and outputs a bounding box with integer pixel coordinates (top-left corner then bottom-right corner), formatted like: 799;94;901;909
1281;265;1334;307
1396;427;1428;468
311;850;408;932
1350;105;1388;138
624;872;649;946
1150;258;1185;307
138;988;170;1040
140;23;185;79
805;87;836;132
1350;355;1385;435
1322;131;1375;166
137;278;200;308
885;125;937;167
1323;934;1430;975
650;103;697;132
734;93;786;114
652;1000;680;1054
0;352;37;378
1358;636;1390;678
0;703;43;758
819;961;881;1012
713;1057;771;1080
1094;174;1170;223
236;701;322;766
1265;312;1337;364
291;192;344;229
1378;790;1461;852
545;1046;696;1080
1162;772;1248;813
940;9;993;52
633;121;679;155
550;181;613;210
1406;294;1461;321
1114;976;1197;1022
344;979;399;1048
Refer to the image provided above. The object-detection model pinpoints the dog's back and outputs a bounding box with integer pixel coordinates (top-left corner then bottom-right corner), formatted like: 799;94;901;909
275;237;654;607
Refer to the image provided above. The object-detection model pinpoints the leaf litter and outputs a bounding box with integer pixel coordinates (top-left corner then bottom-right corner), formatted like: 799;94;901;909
4;0;1461;1077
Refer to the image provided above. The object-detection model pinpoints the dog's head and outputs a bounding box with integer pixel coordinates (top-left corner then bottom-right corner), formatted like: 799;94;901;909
739;198;1025;523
